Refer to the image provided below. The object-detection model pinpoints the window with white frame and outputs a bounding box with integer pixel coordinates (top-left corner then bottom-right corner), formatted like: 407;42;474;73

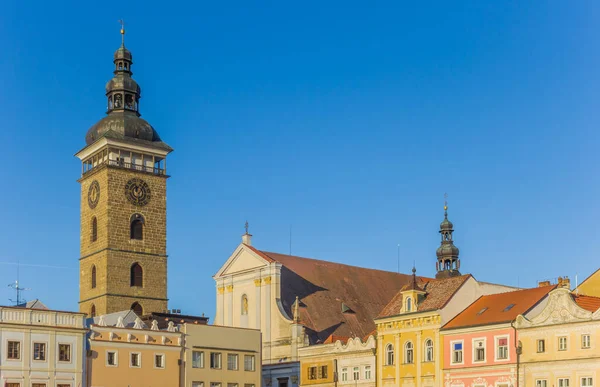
193;351;204;368
353;367;360;381
581;377;593;387
496;337;508;360
424;339;433;362
405;341;414;364
210;352;222;369
58;344;71;362
452;342;463;364
211;383;222;387
227;353;239;370
33;342;46;361
473;339;485;362
406;297;412;312
558;378;570;387
7;341;21;360
107;351;117;366
537;339;545;353
244;355;255;371
582;334;591;349
558;336;568;351
536;380;547;387
130;352;141;367
192;383;204;387
364;365;371;380
341;368;348;381
385;344;394;365
155;354;165;369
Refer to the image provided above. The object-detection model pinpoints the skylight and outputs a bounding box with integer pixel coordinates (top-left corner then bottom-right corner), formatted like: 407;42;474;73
476;307;488;315
503;304;516;312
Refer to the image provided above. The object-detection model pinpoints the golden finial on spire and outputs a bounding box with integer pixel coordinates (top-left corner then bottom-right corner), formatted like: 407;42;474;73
118;19;125;46
444;193;448;211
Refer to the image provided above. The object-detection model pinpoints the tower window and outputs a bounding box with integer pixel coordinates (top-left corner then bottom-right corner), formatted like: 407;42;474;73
90;304;96;318
405;297;412;312
91;217;98;242
130;263;143;287
131;302;143;316
130;214;144;240
91;265;97;289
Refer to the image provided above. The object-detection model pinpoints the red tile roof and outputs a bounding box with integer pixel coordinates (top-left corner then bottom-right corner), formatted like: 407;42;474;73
572;294;600;312
378;275;472;319
442;285;556;330
258;250;429;343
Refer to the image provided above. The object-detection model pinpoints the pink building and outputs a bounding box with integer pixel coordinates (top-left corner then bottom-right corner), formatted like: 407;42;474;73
441;285;556;387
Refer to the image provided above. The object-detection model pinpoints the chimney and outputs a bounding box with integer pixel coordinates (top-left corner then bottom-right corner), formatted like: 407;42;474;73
557;276;571;289
538;280;551;287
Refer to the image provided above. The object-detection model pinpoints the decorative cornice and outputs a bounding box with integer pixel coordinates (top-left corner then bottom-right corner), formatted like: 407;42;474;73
515;288;595;329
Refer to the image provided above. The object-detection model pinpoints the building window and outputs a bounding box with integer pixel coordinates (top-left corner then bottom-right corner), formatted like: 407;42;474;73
241;294;249;315
496;337;509;360
32;384;46;387
155;354;165;369
244;354;255;371
308;366;317;380
5;384;20;387
473;339;485;362
227;384;238;387
7;340;20;360
582;334;591;349
130;352;141;367
227;353;239;370
558;336;568;351
193;351;204;368
424;339;434;362
91;265;97;289
452;341;463;364
244;385;255;387
537;339;545;353
581;377;593;387
406;297;412;312
58;344;71;362
130;216;144;240
192;383;204;387
211;383;222;387
131;302;143;316
210;352;222;369
352;367;359;381
319;365;328;379
91;217;98;242
405;341;414;364
364;365;371;380
385;343;394;365
130;263;143;287
33;342;46;361
57;384;71;387
536;380;548;387
107;351;117;366
90;304;96;318
558;379;570;387
341;367;348;381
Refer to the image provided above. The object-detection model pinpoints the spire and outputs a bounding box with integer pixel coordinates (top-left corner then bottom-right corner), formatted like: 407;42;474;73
119;19;126;47
242;221;253;245
408;265;424;292
436;194;461;279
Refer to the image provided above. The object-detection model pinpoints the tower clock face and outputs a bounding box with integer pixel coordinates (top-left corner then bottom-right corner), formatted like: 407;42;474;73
88;180;100;209
125;178;151;207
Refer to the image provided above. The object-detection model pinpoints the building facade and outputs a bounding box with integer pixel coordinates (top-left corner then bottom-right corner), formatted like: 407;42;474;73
77;27;172;317
0;305;87;387
182;323;262;387
515;287;600;387
298;336;376;387
576;269;600;297
87;315;183;387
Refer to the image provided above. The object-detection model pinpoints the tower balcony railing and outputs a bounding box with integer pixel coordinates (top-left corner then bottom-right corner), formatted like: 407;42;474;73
83;159;165;176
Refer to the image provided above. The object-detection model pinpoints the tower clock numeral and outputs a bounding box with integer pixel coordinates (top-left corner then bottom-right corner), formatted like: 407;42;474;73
125;178;151;206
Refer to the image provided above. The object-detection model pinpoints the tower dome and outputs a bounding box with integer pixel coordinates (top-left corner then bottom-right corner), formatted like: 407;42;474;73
435;201;461;279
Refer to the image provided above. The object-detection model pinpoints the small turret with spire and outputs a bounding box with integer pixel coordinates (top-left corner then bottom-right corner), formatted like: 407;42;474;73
435;194;461;279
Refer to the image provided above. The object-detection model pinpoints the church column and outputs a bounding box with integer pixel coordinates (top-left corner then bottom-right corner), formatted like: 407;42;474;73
395;334;401;385
264;275;272;362
416;330;422;387
254;277;262;330
226;282;234;326
216;282;225;325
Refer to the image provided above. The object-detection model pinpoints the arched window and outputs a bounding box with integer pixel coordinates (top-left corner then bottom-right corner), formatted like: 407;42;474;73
385;344;394;365
241;294;248;315
424;339;434;362
130;263;143;287
91;265;97;289
91;217;98;242
406;297;412;312
405;341;414;364
130;214;144;240
131;302;143;316
108;95;113;109
90;304;96;318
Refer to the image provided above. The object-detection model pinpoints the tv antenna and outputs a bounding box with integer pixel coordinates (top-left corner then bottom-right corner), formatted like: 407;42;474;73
8;261;31;306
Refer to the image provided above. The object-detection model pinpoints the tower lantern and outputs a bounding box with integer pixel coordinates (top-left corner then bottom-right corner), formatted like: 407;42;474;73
435;198;461;279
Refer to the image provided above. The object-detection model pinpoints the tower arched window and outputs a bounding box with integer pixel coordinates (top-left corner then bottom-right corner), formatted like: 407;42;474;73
130;214;144;240
385;344;394;365
91;217;98;242
108;95;113;109
241;294;248;315
424;339;434;362
406;297;412;312
90;304;96;318
91;265;97;289
131;302;143;316
130;263;143;287
405;341;414;364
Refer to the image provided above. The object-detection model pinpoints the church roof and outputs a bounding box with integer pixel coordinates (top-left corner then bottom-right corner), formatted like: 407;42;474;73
257;250;429;343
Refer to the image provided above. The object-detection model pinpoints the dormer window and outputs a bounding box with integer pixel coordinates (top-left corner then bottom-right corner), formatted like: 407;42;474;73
406;297;413;312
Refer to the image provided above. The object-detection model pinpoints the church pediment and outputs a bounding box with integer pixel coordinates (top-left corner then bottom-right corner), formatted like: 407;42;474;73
215;244;271;278
515;288;594;328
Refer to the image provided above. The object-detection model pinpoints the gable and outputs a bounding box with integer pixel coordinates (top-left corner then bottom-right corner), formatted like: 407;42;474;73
217;246;269;277
515;288;595;328
576;268;600;297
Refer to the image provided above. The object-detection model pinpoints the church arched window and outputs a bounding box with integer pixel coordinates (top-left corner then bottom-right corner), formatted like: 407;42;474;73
130;214;144;240
91;217;98;242
108;95;113;109
91;265;97;289
241;294;248;315
90;304;96;318
385;344;394;365
424;339;434;362
130;263;143;287
131;302;143;316
405;341;414;364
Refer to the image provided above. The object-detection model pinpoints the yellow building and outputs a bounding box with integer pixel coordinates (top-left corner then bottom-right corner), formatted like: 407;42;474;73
575;268;600;297
87;313;183;387
0;302;87;387
515;287;600;387
299;336;376;387
182;323;262;387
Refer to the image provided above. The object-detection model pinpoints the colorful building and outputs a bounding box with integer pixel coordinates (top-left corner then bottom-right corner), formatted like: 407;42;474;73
575;269;600;297
298;336;376;387
441;285;556;387
0;302;87;387
515;287;600;387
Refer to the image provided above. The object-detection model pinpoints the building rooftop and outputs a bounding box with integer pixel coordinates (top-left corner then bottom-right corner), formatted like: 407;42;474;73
572;293;600;312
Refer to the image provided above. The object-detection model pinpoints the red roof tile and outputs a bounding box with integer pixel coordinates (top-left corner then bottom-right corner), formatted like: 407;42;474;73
572;294;600;312
442;285;556;330
259;250;429;343
378;275;472;319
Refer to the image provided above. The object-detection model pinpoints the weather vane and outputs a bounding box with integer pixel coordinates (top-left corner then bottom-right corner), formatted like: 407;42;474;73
118;19;125;46
245;221;249;235
444;192;448;211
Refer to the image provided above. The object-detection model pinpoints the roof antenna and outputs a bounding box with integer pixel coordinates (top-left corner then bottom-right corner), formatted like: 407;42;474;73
8;260;31;306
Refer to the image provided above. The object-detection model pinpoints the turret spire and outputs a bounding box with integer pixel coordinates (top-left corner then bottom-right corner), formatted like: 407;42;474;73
435;194;461;279
119;19;125;47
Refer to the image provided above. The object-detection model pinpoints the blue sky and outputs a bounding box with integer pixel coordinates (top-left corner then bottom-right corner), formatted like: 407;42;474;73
0;1;599;316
